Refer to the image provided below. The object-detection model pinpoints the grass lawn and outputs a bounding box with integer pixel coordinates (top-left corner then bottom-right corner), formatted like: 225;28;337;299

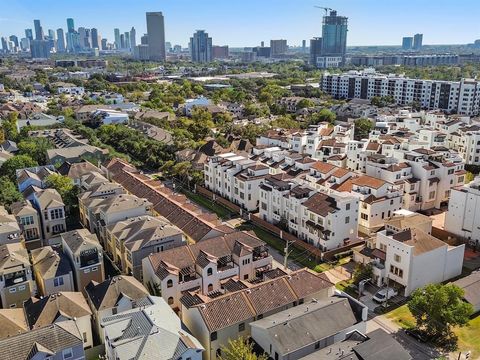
182;190;233;219
385;305;480;358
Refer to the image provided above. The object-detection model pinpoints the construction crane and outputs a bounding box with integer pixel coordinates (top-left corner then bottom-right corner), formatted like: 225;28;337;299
314;6;333;15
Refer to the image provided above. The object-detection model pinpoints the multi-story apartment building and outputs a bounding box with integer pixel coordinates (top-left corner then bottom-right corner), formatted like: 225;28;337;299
321;69;480;116
105;215;184;280
259;175;359;251
142;231;272;309
445;176;480;244
10;200;42;249
354;210;464;296
181;269;335;360
204;153;270;211
335;175;403;234
61;229;104;295
31;189;66;244
448;124;480;165
0;243;35;308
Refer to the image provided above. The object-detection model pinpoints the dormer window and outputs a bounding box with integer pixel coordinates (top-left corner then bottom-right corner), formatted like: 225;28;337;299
207;268;213;276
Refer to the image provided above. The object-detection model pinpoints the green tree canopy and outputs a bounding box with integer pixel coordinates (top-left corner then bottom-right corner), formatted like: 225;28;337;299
354;118;374;140
45;173;79;209
0;176;22;207
1;111;19;141
218;337;267;360
0;154;38;181
17;137;54;165
408;283;473;347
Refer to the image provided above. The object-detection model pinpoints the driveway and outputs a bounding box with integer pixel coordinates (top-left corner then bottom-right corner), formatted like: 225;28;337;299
268;246;302;271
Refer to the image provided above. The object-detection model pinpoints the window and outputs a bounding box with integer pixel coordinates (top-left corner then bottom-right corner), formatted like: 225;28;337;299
394;254;401;262
243;274;249;280
207;268;213;276
346;203;350;211
50;208;64;220
54;277;64;287
18;285;26;291
345;216;350;224
83;332;87;343
429;191;436;200
239;322;245;332
20;216;34;226
211;331;217;341
63;348;73;359
167;279;173;288
9;288;16;293
360;213;369;221
168;297;174;305
208;284;213;292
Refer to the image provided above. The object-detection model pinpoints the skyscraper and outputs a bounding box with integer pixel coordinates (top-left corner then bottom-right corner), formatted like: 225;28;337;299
101;38;108;50
302;39;306;53
120;34;125;49
30;40;50;58
57;28;66;53
67;18;75;33
91;28;100;49
25;29;33;41
130;27;136;49
114;28;121;49
413;33;423;50
309;37;323;66
9;35;19;49
270;39;288;57
124;32;131;50
190;30;212;63
146;12;166;61
1;38;8;53
402;37;413;50
321;10;348;59
34;20;44;40
141;34;148;45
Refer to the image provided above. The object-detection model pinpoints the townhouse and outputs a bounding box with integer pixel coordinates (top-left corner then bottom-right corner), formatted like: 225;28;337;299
101;296;203;360
85;275;150;343
61;229;105;295
16;165;56;194
0;321;85;360
10;200;42;249
142;231;272;309
31;246;75;296
23;292;93;349
321;69;480;116
0;206;22;246
204;153;270;211
57;160;105;186
448;124;480;165
30;188;67;244
180;269;335;360
105;215;184;280
0;243;35;308
445;176;480;244
354;210;464;296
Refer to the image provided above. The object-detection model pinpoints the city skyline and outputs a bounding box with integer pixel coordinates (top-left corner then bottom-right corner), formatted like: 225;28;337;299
1;0;479;47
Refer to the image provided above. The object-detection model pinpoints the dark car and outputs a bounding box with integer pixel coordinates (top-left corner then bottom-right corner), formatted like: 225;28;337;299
405;329;427;343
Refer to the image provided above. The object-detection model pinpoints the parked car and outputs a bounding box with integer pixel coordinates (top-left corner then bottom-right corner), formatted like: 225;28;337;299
405;329;427;343
372;287;398;303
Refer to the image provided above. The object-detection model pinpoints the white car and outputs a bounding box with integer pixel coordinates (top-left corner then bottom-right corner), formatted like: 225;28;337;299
373;287;398;303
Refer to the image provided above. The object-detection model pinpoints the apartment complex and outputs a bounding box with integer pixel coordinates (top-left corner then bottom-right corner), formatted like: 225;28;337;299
321;69;480;116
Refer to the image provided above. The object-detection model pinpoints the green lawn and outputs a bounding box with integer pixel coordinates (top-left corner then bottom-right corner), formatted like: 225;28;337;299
385;305;480;358
182;190;233;219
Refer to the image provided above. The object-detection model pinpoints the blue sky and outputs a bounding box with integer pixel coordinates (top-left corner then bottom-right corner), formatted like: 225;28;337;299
1;0;479;47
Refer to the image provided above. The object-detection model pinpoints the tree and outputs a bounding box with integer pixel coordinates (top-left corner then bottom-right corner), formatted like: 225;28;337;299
304;108;336;127
354;118;374;140
0;154;38;181
408;284;473;348
1;111;19;141
271;115;300;129
218;337;267;360
296;98;315;110
45;174;79;210
352;263;373;286
0;176;22;207
17;137;54;165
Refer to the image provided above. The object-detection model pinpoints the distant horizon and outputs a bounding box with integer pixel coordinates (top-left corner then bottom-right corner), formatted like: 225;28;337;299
1;0;479;48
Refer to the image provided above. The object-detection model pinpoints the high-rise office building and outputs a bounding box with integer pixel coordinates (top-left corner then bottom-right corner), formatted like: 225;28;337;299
190;30;212;63
309;37;323;66
47;29;56;41
141;34;148;45
25;29;33;41
1;38;8;53
321;10;348;58
212;45;229;59
67;18;75;33
57;28;66;53
124;32;131;50
101;38;108;50
165;42;172;52
302;39;306;53
30;40;50;58
34;20;44;40
413;33;423;50
146;12;166;61
130;27;136;49
9;36;19;49
114;28;121;49
402;37;413;50
309;9;348;68
20;38;30;52
91;28;100;49
120;34;125;49
261;41;265;47
270;39;288;57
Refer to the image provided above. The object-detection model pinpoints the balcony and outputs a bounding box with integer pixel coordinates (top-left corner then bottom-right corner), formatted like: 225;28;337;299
272;213;281;222
80;249;100;268
5;271;27;287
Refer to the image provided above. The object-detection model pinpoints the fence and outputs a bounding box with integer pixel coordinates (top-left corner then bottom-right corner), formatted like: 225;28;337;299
196;185;242;214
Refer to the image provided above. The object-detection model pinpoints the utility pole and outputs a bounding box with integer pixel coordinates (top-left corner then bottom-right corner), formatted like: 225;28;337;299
384;275;390;309
283;239;295;270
